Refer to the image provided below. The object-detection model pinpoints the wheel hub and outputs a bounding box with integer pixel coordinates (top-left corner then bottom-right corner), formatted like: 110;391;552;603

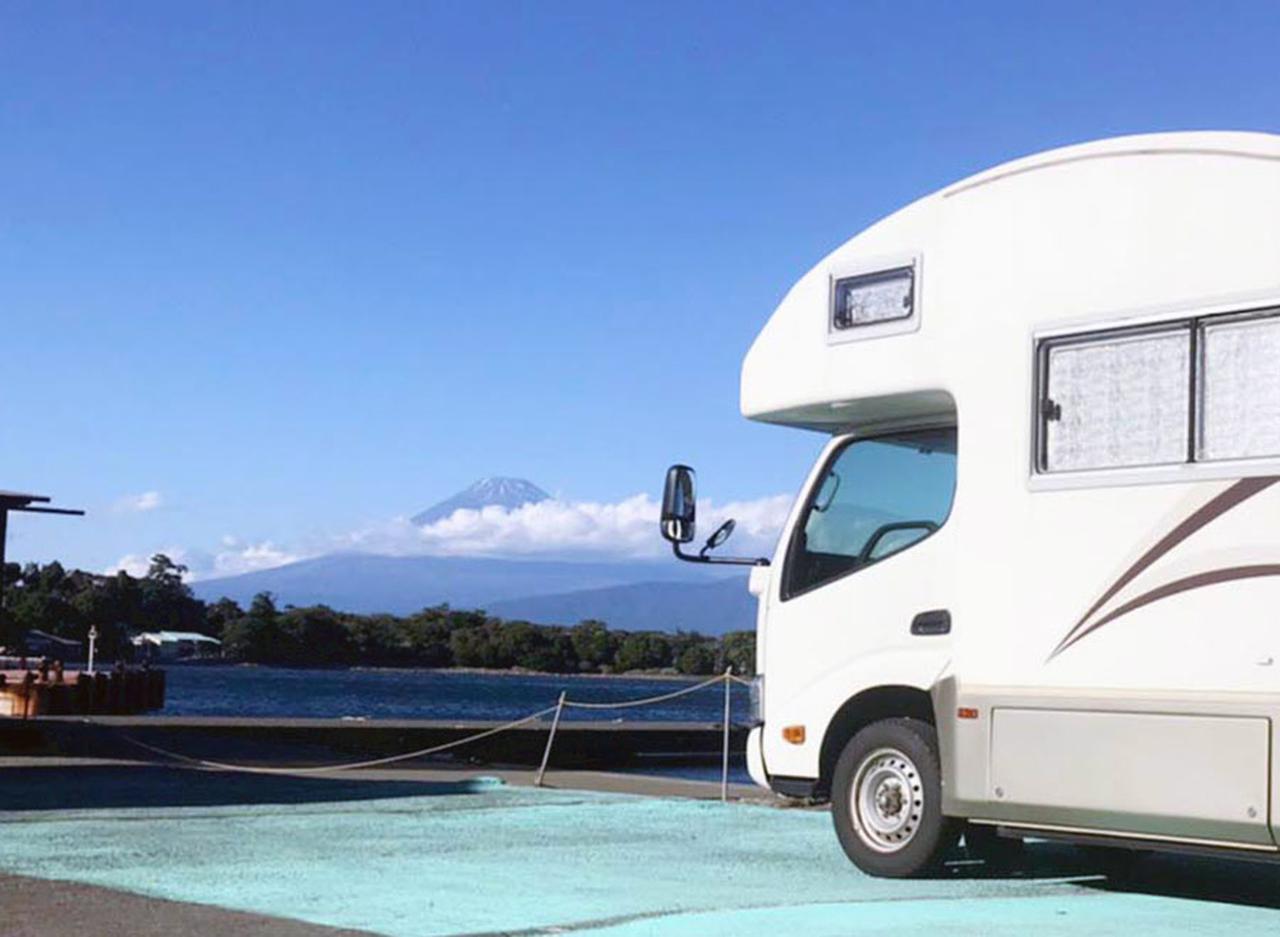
851;747;924;853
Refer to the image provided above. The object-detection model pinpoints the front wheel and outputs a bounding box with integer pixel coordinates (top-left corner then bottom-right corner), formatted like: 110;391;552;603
830;718;959;877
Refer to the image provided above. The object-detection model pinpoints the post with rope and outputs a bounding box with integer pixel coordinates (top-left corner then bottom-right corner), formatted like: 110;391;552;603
720;667;732;803
535;690;567;788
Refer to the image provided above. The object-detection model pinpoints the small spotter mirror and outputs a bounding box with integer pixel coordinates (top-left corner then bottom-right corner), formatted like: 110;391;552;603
702;519;736;555
660;464;696;544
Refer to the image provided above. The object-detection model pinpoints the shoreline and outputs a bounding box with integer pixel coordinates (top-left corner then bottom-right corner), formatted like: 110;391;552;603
170;661;734;682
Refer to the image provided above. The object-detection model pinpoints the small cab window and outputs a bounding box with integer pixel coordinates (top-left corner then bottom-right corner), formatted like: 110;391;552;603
784;427;957;600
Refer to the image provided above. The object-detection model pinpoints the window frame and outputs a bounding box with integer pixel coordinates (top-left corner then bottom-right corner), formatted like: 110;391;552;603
1033;319;1196;475
1195;307;1280;463
826;252;923;346
1030;299;1280;490
781;425;958;603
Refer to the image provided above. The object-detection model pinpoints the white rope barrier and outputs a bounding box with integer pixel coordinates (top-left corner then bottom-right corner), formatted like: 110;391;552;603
98;671;748;799
559;672;729;710
102;705;559;776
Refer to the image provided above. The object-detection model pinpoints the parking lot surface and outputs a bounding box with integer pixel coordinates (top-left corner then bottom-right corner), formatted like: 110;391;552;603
0;762;1276;936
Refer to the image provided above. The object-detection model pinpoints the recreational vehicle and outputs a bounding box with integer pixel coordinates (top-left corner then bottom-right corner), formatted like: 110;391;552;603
661;132;1280;876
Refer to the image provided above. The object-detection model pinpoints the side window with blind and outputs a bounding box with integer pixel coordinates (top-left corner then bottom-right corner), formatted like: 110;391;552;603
1198;314;1280;461
1035;308;1280;475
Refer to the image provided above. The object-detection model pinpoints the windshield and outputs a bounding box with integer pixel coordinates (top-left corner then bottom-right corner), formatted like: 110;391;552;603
783;427;957;598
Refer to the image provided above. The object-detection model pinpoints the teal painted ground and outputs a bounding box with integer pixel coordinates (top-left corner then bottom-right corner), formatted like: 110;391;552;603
0;770;1277;936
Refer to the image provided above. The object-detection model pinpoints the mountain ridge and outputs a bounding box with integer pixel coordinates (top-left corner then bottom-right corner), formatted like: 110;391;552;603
191;552;743;630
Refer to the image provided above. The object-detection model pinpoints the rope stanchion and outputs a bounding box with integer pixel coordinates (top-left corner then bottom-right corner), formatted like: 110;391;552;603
720;667;732;803
535;691;566;787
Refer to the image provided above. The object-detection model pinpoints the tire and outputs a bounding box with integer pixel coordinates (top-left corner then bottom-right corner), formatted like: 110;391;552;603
830;718;960;877
964;822;1024;870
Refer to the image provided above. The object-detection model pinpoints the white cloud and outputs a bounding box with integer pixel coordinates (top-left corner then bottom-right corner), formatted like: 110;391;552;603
106;553;153;578
343;492;793;561
207;539;301;578
113;491;164;513
105;547;192;579
106;540;300;582
107;492;793;582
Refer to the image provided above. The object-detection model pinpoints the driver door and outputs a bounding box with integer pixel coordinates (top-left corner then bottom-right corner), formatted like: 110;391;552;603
760;427;958;781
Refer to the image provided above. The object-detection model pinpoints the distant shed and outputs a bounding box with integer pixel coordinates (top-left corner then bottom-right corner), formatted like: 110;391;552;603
132;631;222;662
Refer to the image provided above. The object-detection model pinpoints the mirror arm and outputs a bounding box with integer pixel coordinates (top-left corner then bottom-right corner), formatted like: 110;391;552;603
672;542;770;567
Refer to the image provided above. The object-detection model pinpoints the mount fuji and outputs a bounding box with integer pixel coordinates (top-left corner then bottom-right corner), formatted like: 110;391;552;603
411;477;550;525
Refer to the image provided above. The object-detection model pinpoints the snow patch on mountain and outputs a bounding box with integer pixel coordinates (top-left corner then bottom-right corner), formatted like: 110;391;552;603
411;477;551;526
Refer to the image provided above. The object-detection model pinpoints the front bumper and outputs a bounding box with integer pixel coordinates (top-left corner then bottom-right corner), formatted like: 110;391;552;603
745;726;769;789
748;725;821;798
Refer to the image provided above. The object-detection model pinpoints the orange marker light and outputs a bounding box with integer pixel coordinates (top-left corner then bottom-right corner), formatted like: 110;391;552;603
782;725;806;744
957;707;979;720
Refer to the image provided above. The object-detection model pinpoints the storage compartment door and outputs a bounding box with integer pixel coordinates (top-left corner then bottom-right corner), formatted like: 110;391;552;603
990;709;1272;845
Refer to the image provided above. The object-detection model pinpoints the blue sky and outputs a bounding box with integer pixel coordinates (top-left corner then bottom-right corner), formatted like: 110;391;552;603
3;1;1279;575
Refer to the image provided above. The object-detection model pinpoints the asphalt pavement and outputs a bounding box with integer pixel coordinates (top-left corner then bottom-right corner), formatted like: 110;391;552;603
0;758;1276;937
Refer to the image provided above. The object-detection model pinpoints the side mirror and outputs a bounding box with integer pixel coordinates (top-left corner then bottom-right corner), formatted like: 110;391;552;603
660;464;696;544
702;519;735;554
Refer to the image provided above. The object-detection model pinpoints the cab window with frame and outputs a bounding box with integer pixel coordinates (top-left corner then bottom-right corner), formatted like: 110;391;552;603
783;427;957;600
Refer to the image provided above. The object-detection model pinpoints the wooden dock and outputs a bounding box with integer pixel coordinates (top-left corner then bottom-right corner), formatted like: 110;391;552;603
0;668;166;718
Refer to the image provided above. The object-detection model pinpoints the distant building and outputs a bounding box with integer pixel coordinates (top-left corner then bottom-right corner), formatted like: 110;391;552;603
131;630;222;662
24;629;83;661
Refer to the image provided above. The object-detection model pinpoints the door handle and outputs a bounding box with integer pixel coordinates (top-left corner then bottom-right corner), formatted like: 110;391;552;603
911;609;951;636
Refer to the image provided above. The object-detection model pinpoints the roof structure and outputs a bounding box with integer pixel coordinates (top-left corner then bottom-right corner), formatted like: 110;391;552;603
132;631;223;646
0;490;85;612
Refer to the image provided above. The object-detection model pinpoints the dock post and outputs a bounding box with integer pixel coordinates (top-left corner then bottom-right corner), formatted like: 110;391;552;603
535;691;566;788
721;667;732;803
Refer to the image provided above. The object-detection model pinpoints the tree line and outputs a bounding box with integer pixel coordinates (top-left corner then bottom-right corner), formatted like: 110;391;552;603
0;555;756;676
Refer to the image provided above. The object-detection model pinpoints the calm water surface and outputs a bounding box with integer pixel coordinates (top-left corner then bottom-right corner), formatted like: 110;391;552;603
162;665;751;722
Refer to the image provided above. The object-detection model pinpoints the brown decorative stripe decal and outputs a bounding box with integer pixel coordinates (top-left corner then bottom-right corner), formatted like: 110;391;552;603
1072;565;1280;642
1049;475;1280;659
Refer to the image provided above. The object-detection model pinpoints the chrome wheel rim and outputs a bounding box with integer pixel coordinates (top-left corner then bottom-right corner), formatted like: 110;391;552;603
850;747;924;853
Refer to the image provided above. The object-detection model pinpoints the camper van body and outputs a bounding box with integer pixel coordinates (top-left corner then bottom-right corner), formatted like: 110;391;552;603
725;132;1280;872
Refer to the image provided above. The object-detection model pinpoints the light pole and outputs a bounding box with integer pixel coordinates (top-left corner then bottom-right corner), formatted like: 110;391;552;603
87;625;98;676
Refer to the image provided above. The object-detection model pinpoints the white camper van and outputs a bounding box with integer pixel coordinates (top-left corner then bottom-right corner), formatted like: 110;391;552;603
660;131;1280;877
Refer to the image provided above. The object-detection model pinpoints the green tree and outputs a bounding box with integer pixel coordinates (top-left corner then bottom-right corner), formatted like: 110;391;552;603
400;608;453;667
498;621;577;673
570;619;618;672
347;613;404;664
718;631;756;676
614;632;673;672
222;592;296;664
449;622;507;669
140;554;204;632
282;605;355;665
675;640;716;675
203;597;245;640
